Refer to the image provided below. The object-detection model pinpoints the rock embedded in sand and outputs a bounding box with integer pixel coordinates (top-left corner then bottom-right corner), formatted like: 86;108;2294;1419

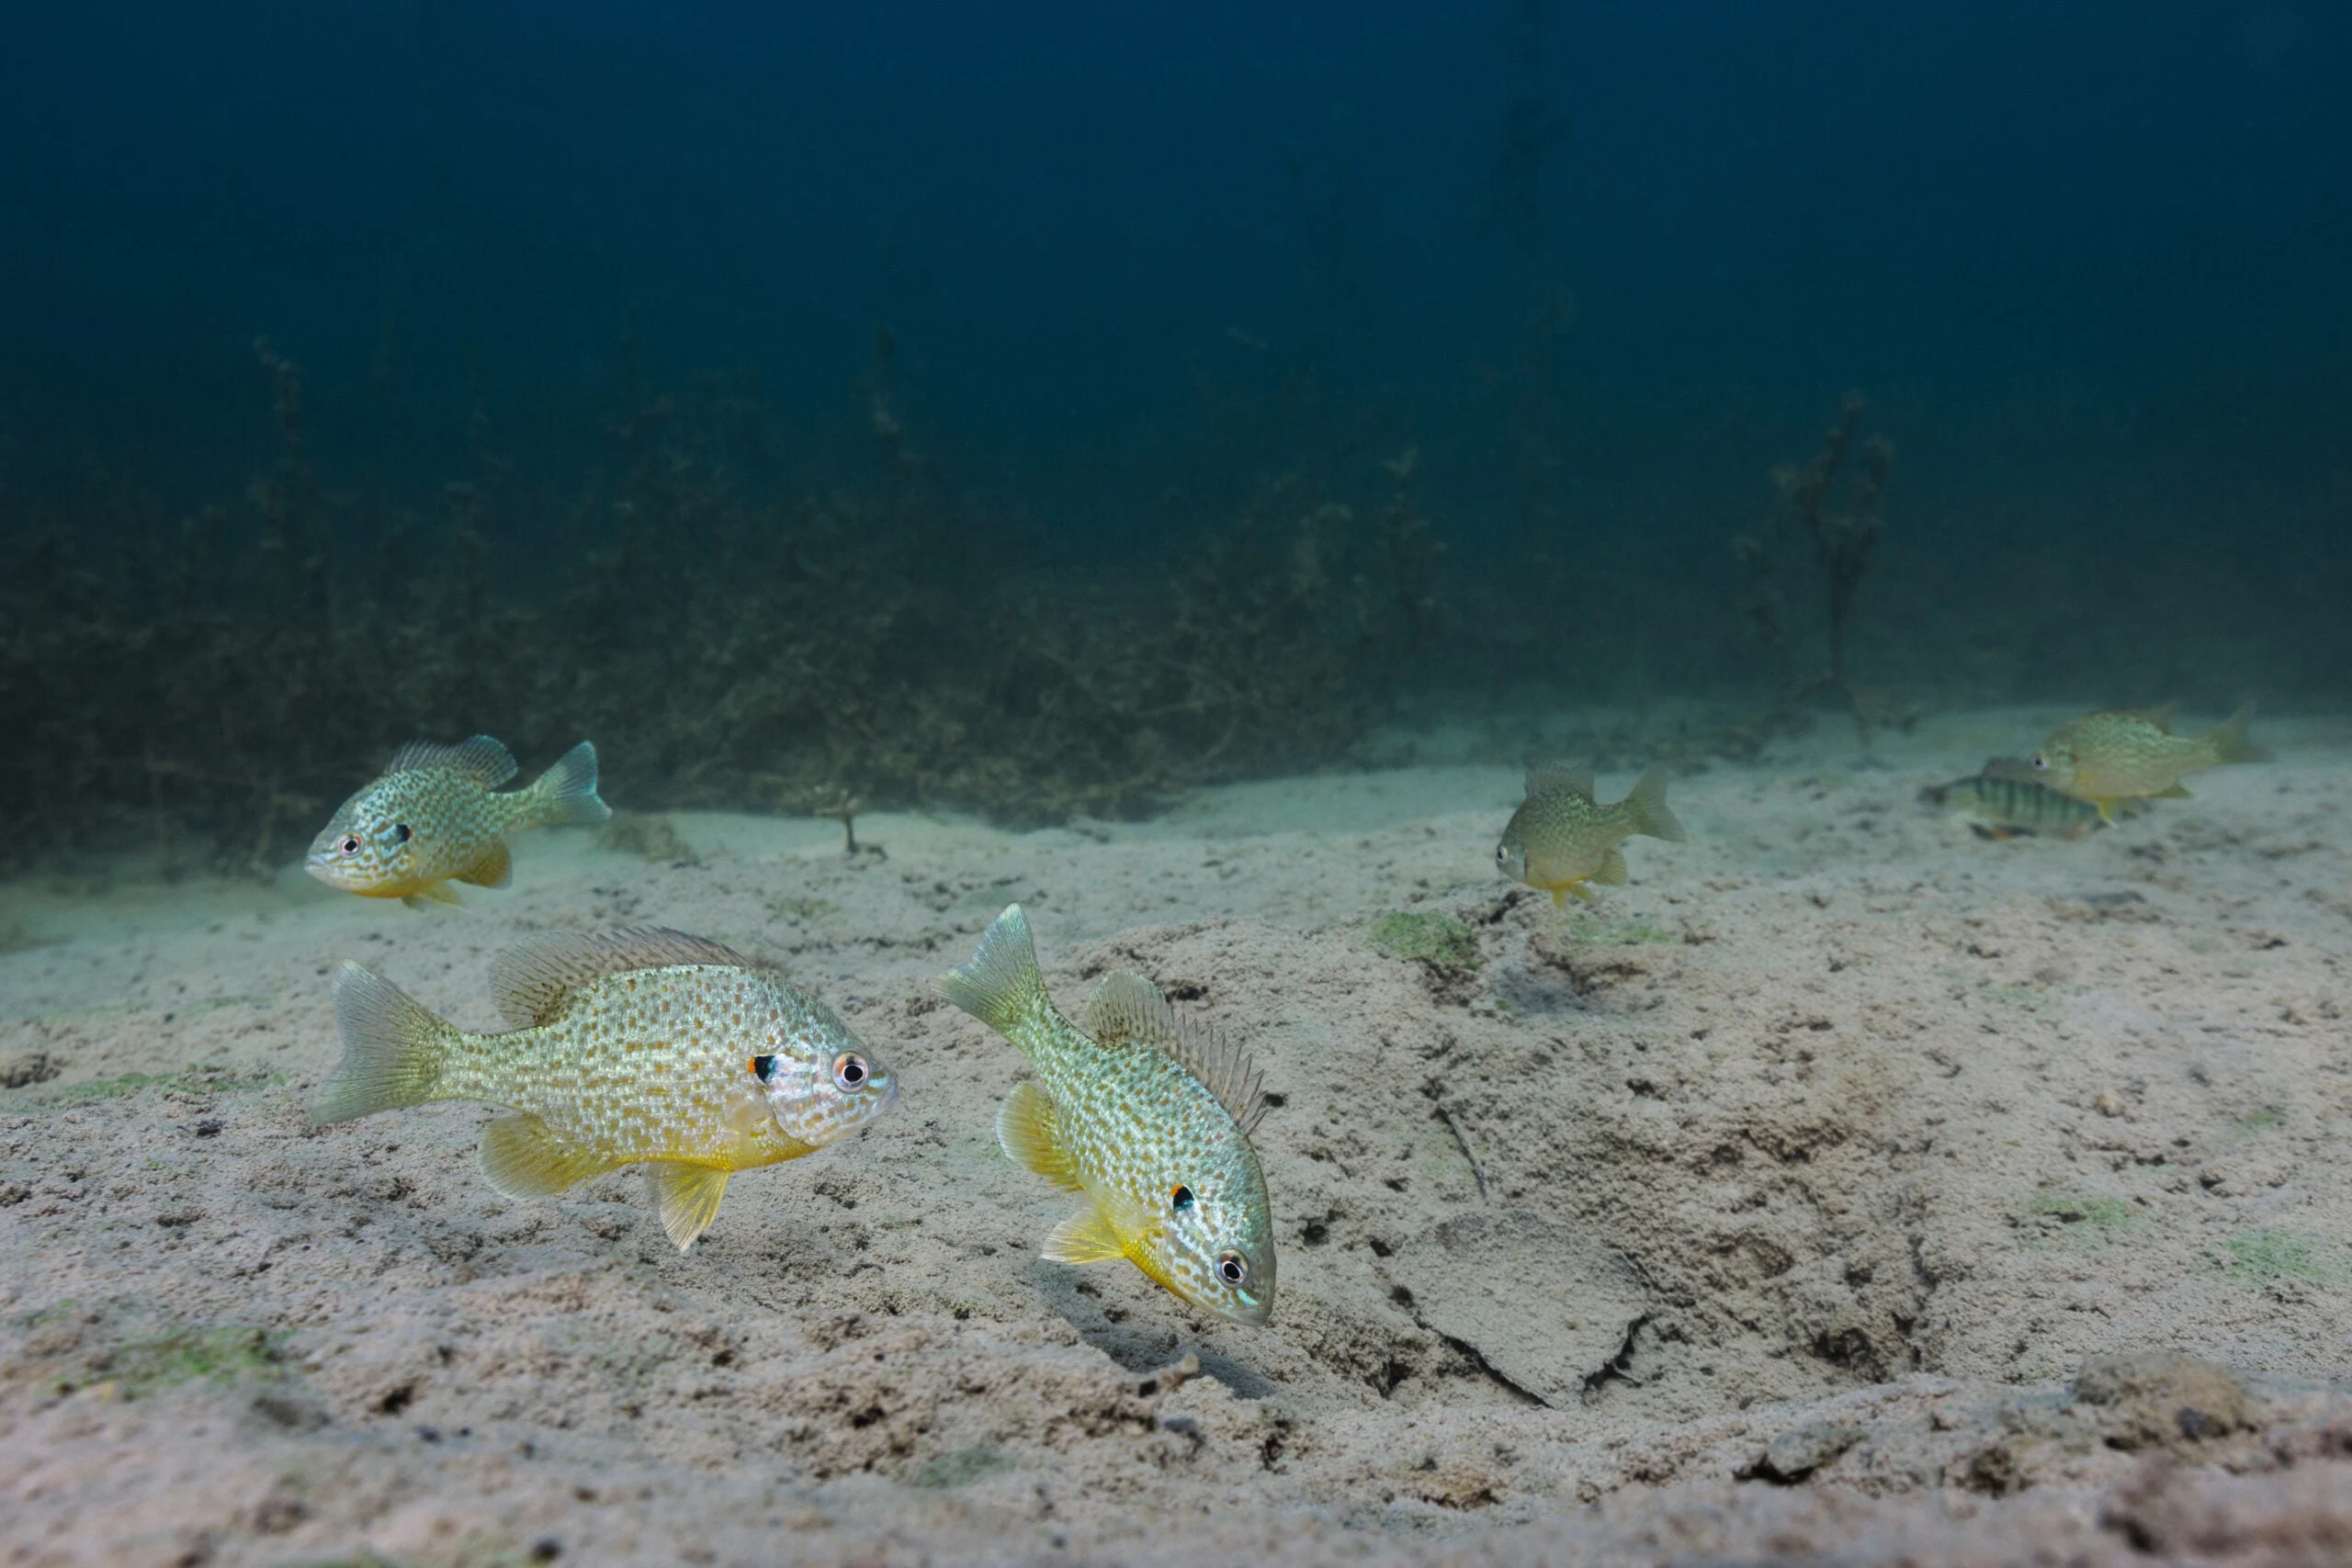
1379;1208;1648;1408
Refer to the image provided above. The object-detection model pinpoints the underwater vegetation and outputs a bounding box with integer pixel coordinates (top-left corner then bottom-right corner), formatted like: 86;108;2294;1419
0;346;1447;870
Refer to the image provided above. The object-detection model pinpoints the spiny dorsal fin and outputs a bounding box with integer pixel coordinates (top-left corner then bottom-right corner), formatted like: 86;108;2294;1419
491;926;754;1029
388;735;518;787
1085;971;1266;1137
645;1163;732;1251
1526;763;1595;801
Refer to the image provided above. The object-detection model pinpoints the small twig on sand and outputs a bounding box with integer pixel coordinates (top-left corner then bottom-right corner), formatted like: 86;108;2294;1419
1436;1103;1489;1201
810;786;862;855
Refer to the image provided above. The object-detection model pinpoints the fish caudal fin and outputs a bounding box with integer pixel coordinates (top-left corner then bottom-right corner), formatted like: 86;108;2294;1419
2207;703;2269;765
527;740;612;828
999;1080;1082;1190
480;1113;617;1200
646;1164;731;1251
316;963;458;1122
1623;765;1686;842
939;904;1049;1039
1043;1199;1126;1264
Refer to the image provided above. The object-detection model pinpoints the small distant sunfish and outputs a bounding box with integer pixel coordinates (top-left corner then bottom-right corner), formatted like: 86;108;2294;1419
940;905;1276;1326
2030;705;2266;820
1922;757;2128;840
316;928;896;1249
1495;763;1686;907
307;735;611;908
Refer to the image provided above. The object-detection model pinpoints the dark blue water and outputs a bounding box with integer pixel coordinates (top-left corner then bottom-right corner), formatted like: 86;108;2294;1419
4;2;2349;838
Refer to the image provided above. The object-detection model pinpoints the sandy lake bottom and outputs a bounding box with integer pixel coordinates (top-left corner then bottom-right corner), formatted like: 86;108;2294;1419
5;706;2350;1566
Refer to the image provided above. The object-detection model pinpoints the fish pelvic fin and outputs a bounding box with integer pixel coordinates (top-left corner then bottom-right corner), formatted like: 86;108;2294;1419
1622;765;1686;842
998;1080;1083;1190
456;840;513;888
479;1113;618;1200
1594;846;1630;886
316;962;458;1122
525;740;612;828
1043;1198;1127;1265
2207;703;2268;765
646;1163;731;1251
939;904;1049;1041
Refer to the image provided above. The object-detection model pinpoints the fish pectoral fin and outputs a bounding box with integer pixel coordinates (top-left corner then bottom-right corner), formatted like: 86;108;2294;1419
998;1080;1083;1190
479;1114;618;1201
403;881;465;909
1594;847;1630;886
1042;1198;1126;1265
455;840;514;888
646;1163;732;1252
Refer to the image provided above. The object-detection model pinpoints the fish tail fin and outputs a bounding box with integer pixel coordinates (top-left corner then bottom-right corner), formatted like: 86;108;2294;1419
939;904;1049;1043
1623;765;1687;842
316;962;458;1122
2208;703;2268;765
526;741;612;827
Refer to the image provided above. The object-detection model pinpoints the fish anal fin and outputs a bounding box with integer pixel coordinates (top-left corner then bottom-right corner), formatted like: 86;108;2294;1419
388;735;518;787
1043;1199;1126;1265
1085;971;1266;1136
456;840;514;888
490;927;753;1029
480;1114;617;1201
2153;782;2194;799
1526;763;1595;801
646;1163;731;1251
998;1080;1082;1190
403;882;464;909
1595;847;1630;886
1566;880;1600;906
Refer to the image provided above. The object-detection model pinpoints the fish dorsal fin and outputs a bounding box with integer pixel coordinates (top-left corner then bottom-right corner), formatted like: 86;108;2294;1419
1979;757;2042;784
998;1080;1083;1190
1085;971;1266;1137
491;926;752;1029
1043;1198;1127;1264
480;1113;617;1201
1525;763;1595;801
646;1163;732;1251
388;734;518;787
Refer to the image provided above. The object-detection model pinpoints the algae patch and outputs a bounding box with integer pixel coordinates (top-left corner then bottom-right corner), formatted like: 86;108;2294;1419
2215;1229;2346;1286
909;1446;1017;1488
1369;911;1480;970
2018;1190;2143;1251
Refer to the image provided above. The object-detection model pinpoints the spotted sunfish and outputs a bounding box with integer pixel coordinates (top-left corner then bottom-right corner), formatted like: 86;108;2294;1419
306;735;610;908
940;905;1275;1326
316;928;897;1249
1495;763;1685;907
2030;705;2265;821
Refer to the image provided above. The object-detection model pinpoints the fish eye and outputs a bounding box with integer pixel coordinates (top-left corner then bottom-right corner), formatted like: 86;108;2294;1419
393;823;413;843
338;835;361;856
1216;1251;1249;1288
1170;1185;1195;1213
831;1053;869;1092
750;1054;779;1083
1496;845;1508;861
2030;754;2050;770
